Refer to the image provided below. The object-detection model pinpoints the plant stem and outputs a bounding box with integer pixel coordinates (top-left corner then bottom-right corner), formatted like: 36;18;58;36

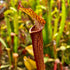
53;40;57;59
61;51;65;64
60;62;63;70
54;61;57;70
56;0;66;46
13;13;19;53
30;26;45;70
57;0;61;11
6;48;12;68
13;53;18;70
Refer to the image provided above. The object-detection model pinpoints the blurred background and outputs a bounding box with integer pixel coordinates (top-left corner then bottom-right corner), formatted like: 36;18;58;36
0;0;70;70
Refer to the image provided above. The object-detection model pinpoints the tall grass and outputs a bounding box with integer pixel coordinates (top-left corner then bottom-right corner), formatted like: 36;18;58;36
4;1;19;53
42;0;54;45
53;8;59;39
13;11;19;53
56;0;66;46
47;0;54;42
4;10;12;48
42;13;49;45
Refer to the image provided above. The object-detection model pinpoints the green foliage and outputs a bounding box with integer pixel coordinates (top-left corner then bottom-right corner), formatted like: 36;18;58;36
0;0;70;69
56;0;66;46
0;38;8;48
47;0;54;41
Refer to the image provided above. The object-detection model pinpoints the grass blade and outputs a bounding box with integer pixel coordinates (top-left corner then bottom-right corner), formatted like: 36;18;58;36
0;38;7;48
56;0;66;46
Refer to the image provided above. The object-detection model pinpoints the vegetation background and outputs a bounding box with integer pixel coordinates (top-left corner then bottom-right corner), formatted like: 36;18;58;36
0;0;70;70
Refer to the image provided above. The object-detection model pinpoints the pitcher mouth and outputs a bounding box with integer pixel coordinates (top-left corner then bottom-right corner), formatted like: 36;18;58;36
29;25;43;34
